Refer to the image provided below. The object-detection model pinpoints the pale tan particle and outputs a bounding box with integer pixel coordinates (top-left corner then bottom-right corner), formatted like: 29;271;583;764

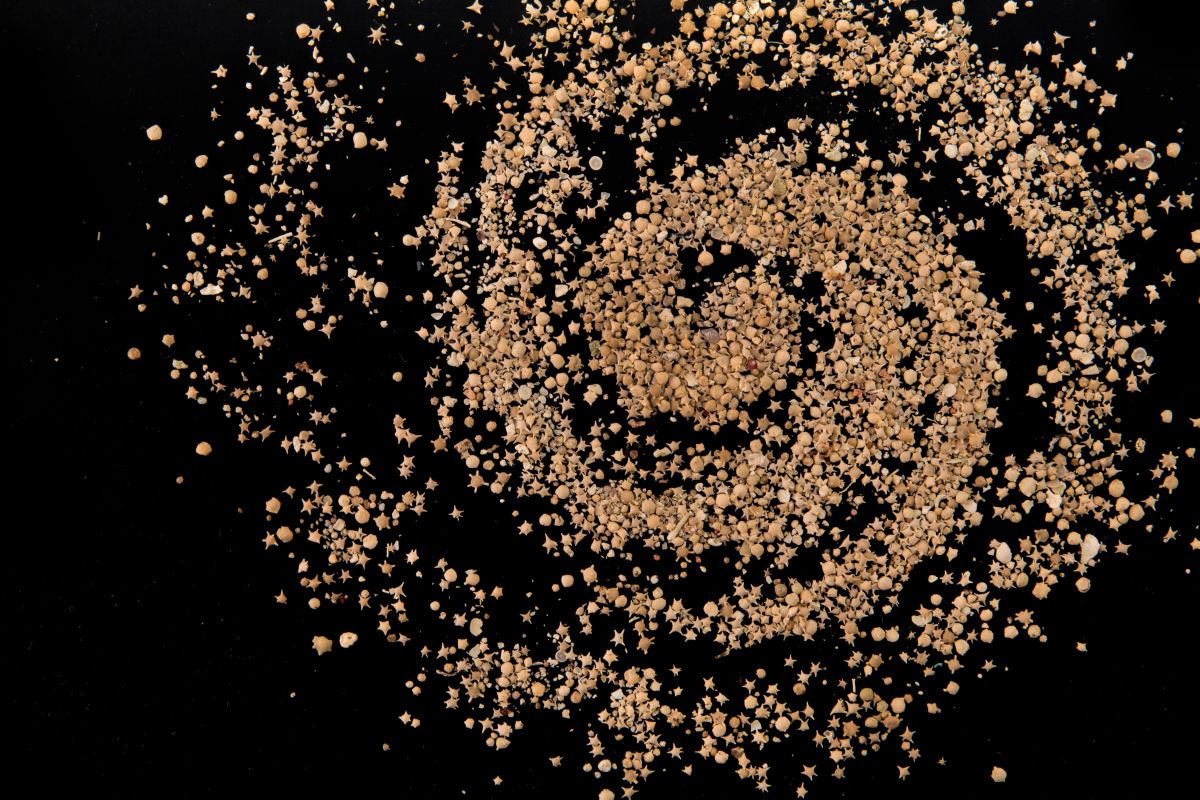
991;766;1007;783
339;631;359;648
353;131;369;149
146;124;162;142
223;189;238;205
295;23;312;39
127;347;142;361
266;497;282;514
194;154;208;168
312;635;333;655
1132;147;1155;170
195;441;212;456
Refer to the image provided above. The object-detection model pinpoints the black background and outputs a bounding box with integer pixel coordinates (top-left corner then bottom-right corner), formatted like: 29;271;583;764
7;1;1199;796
